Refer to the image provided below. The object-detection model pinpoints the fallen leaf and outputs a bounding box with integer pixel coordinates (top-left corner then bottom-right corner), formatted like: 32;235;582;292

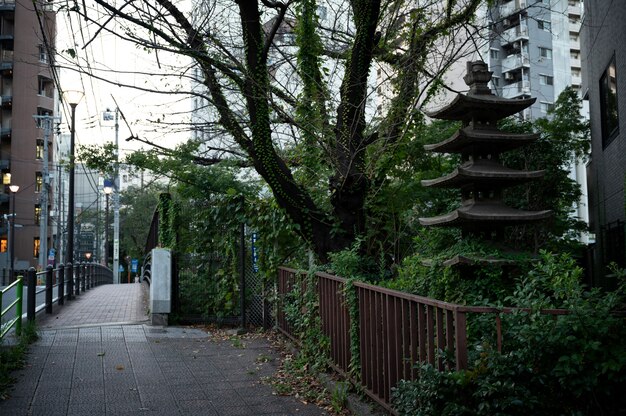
115;365;125;371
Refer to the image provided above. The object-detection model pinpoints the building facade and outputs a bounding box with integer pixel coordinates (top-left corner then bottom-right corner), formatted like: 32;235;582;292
0;0;57;280
581;1;626;282
483;0;589;242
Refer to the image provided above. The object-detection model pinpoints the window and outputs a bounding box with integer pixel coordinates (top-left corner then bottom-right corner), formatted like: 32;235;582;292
600;56;619;147
539;47;552;59
0;237;6;253
38;76;54;98
36;140;44;160
2;172;10;185
35;172;43;193
33;237;40;258
492;76;500;87
540;101;554;113
490;49;499;59
538;20;551;31
539;74;554;85
38;45;48;63
34;204;41;225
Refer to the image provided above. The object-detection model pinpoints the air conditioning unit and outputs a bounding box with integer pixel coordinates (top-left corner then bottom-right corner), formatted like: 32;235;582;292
504;72;514;80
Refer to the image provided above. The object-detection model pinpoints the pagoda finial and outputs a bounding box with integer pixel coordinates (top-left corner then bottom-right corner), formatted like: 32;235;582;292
463;61;493;95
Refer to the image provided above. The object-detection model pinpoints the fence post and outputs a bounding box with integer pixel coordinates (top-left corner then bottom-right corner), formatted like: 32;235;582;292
45;265;53;314
81;262;86;292
88;264;93;289
58;263;65;305
67;262;73;300
15;276;23;336
75;263;80;296
454;310;468;371
27;267;36;322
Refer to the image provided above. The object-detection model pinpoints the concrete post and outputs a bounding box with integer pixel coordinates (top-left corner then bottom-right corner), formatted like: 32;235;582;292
149;248;171;326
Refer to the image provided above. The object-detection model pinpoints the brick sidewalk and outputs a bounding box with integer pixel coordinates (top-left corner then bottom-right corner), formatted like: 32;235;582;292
0;325;328;416
38;283;149;329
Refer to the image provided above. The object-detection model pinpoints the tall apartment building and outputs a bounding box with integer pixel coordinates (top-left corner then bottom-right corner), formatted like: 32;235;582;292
484;0;589;242
0;0;57;279
581;1;626;282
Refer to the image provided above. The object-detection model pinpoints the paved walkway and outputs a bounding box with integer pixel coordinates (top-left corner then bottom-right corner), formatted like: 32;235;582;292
0;284;328;416
38;283;149;329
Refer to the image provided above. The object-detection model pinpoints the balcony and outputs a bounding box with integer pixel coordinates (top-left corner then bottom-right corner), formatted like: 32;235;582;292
569;19;581;34
500;0;527;18
502;53;529;73
568;4;581;17
571;74;582;86
0;49;12;70
502;80;530;99
570;57;581;68
0;0;15;11
501;25;528;45
1;94;10;107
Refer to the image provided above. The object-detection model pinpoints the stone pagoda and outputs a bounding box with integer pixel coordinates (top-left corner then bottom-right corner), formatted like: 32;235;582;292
419;61;550;266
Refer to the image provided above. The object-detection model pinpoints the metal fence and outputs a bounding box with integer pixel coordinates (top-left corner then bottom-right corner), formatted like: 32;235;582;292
277;267;571;414
0;263;113;339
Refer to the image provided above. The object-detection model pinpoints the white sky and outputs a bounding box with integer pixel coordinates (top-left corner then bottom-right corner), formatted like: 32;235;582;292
55;2;193;158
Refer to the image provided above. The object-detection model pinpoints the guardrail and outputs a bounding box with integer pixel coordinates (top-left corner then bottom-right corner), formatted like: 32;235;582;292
0;276;23;338
0;263;113;339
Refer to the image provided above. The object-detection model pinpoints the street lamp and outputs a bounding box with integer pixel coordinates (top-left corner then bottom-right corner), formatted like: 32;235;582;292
103;184;112;268
9;184;19;282
85;252;92;262
63;90;84;265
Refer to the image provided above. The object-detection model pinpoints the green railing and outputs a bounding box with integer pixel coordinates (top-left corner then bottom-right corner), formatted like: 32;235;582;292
0;276;23;339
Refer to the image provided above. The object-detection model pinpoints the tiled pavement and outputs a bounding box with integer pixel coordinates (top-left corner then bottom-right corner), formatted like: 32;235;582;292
0;284;328;416
37;283;149;329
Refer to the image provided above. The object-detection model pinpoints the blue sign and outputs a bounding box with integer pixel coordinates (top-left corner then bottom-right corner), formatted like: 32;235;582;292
251;232;258;273
131;259;138;273
119;265;125;273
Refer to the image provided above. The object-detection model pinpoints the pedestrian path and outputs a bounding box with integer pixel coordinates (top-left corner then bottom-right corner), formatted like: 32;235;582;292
38;282;149;329
0;284;328;415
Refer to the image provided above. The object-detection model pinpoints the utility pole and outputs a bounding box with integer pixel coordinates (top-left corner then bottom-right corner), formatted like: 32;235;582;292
33;115;58;270
113;108;120;283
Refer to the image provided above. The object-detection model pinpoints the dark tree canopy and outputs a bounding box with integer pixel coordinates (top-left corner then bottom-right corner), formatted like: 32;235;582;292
65;0;483;262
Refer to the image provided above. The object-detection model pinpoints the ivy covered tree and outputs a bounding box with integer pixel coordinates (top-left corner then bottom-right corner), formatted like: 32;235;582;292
62;0;483;262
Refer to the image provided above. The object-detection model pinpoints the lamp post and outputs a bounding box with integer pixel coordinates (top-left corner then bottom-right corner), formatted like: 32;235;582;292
103;184;112;268
85;252;91;262
63;90;84;266
9;184;19;282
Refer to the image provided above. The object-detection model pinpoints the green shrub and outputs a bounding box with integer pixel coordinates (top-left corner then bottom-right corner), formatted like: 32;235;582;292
392;253;626;415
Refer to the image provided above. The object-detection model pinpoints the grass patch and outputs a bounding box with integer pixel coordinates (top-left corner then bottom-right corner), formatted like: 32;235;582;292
0;322;38;400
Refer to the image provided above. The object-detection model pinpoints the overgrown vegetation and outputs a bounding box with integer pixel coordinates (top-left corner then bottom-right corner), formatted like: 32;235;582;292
391;255;626;415
0;322;38;400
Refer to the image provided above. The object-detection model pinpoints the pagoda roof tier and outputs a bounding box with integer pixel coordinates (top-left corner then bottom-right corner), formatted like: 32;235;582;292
424;126;539;154
419;201;551;227
425;94;536;121
421;159;544;188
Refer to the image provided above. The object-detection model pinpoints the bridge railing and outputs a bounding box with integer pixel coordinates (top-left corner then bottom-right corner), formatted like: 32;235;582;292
0;263;113;339
0;276;23;338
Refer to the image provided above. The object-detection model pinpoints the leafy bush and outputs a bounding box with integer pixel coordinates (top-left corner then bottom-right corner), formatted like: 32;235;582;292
392;253;626;415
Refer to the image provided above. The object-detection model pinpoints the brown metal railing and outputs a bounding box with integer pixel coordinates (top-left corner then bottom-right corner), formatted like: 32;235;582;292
277;267;570;413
